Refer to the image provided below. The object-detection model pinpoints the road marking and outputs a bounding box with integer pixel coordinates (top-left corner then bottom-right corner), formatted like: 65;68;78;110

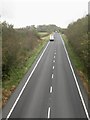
6;42;50;119
54;56;55;59
53;66;55;69
52;74;54;79
50;86;53;93
48;107;51;118
60;35;90;120
53;60;55;63
54;52;56;55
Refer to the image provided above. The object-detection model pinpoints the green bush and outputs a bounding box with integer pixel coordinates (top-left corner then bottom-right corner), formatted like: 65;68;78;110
64;16;89;80
2;21;40;80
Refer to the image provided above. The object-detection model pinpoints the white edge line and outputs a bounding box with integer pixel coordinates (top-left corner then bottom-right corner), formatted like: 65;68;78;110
48;107;51;118
6;41;50;119
60;35;90;120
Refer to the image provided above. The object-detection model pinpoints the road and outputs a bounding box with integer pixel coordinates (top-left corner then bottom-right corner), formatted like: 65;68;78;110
2;33;89;119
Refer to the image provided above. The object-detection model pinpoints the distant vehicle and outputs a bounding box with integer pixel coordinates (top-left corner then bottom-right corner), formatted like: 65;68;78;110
50;34;54;41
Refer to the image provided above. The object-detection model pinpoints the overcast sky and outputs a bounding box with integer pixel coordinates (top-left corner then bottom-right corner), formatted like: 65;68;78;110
0;0;89;28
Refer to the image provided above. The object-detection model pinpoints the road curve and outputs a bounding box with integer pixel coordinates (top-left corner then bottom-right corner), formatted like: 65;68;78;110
2;33;89;119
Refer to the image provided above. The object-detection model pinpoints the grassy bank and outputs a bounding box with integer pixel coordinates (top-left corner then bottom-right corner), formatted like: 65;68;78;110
61;34;86;72
2;35;50;107
61;34;89;97
38;32;49;37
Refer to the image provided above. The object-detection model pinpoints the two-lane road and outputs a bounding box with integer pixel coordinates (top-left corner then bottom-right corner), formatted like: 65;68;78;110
3;33;89;119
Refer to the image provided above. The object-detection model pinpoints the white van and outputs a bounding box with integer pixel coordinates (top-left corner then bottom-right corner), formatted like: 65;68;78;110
50;34;54;41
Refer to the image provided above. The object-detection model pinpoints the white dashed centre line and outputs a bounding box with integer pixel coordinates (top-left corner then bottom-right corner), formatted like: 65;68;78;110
52;74;54;79
54;56;55;59
53;66;55;69
50;86;53;93
54;52;56;55
48;107;51;119
53;60;55;63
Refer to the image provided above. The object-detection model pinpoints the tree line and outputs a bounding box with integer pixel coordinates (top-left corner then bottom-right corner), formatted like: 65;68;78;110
63;15;89;81
37;24;60;33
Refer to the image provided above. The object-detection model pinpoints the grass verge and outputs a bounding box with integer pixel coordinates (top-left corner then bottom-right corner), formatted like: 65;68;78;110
38;32;49;37
61;34;90;98
2;35;50;107
61;34;86;71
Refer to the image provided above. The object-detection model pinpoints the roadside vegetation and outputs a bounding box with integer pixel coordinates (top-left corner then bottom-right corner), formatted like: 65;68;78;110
61;15;90;97
38;32;49;37
2;21;50;107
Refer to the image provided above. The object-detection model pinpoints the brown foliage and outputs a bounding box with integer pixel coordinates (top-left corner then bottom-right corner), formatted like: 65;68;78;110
2;21;40;80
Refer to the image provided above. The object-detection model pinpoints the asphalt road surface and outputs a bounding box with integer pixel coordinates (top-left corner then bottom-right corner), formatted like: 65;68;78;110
2;33;89;119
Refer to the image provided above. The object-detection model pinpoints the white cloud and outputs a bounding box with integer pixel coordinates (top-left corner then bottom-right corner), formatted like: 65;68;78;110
1;0;89;28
